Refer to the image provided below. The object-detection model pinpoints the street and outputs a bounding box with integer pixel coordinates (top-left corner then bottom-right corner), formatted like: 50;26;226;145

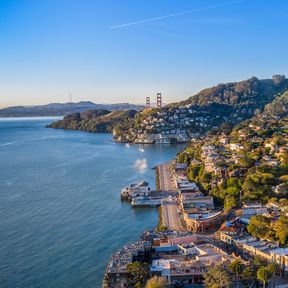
158;162;185;231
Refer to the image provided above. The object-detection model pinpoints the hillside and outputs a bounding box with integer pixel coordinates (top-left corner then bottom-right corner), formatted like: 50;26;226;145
176;91;288;208
0;101;144;117
262;91;288;119
48;109;138;133
48;75;288;143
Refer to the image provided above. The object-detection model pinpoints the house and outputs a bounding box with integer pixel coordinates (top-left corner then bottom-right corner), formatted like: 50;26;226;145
242;204;268;219
234;236;278;260
175;163;188;171
230;143;244;151
262;156;281;167
219;135;229;145
273;183;288;195
218;218;246;245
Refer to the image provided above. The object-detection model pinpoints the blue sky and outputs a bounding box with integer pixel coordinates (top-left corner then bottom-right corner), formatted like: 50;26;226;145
0;0;287;107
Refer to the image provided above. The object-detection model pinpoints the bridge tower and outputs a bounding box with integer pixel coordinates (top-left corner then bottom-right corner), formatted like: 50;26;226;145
157;93;162;108
146;96;150;108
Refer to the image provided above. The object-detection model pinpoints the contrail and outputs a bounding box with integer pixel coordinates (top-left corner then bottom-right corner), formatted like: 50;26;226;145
110;0;245;29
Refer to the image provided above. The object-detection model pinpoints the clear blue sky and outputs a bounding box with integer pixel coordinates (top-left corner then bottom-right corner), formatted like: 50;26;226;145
0;0;287;107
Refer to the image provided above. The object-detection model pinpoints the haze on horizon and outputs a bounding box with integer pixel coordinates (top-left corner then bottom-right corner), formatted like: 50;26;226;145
0;0;287;108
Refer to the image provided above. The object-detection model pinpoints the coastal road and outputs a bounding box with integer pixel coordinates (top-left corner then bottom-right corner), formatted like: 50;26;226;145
158;162;184;231
158;162;177;191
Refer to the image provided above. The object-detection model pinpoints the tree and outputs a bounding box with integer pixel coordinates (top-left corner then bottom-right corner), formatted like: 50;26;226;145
267;262;277;288
224;195;238;211
253;256;268;270
247;215;271;239
127;262;150;287
227;177;242;189
229;259;243;277
145;276;167;288
275;216;288;244
203;264;232;288
177;151;189;164
257;267;272;288
187;164;201;181
242;267;257;286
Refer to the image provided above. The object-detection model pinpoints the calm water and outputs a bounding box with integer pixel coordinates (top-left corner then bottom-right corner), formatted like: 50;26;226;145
0;117;184;288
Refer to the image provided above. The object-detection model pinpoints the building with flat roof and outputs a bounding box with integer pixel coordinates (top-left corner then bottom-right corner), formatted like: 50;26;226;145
151;243;234;285
270;248;288;272
183;209;224;233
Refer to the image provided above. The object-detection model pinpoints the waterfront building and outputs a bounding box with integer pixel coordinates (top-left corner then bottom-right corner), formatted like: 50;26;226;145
121;181;151;199
183;209;224;233
150;243;233;285
103;241;151;288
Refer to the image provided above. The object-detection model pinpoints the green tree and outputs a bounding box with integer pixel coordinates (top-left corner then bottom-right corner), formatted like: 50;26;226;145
203;264;232;288
257;267;272;288
127;262;150;288
242;267;257;286
227;177;242;189
267;263;277;288
177;151;189;164
274;216;288;244
224;195;238;211
247;215;271;239
229;259;243;277
187;164;201;181
253;256;268;270
145;276;167;288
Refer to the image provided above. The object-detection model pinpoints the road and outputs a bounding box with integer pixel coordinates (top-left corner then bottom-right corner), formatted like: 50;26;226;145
158;162;184;231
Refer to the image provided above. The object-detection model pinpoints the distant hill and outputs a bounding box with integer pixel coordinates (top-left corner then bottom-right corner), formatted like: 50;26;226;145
0;101;144;117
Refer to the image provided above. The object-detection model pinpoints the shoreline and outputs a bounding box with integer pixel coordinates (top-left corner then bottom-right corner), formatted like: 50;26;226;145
102;160;184;287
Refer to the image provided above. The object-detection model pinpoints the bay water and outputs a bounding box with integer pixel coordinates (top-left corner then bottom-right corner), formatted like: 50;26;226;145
0;117;184;288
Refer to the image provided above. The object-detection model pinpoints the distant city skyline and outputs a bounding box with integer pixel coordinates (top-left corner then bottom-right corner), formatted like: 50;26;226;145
0;0;287;108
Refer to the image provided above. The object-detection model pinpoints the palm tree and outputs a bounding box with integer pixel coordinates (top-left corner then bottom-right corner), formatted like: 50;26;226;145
257;267;272;288
229;259;244;288
229;258;244;278
204;264;232;288
242;267;258;287
267;263;277;288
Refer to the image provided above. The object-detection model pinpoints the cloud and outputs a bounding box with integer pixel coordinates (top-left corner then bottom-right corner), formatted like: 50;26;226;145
134;159;148;174
110;0;245;29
